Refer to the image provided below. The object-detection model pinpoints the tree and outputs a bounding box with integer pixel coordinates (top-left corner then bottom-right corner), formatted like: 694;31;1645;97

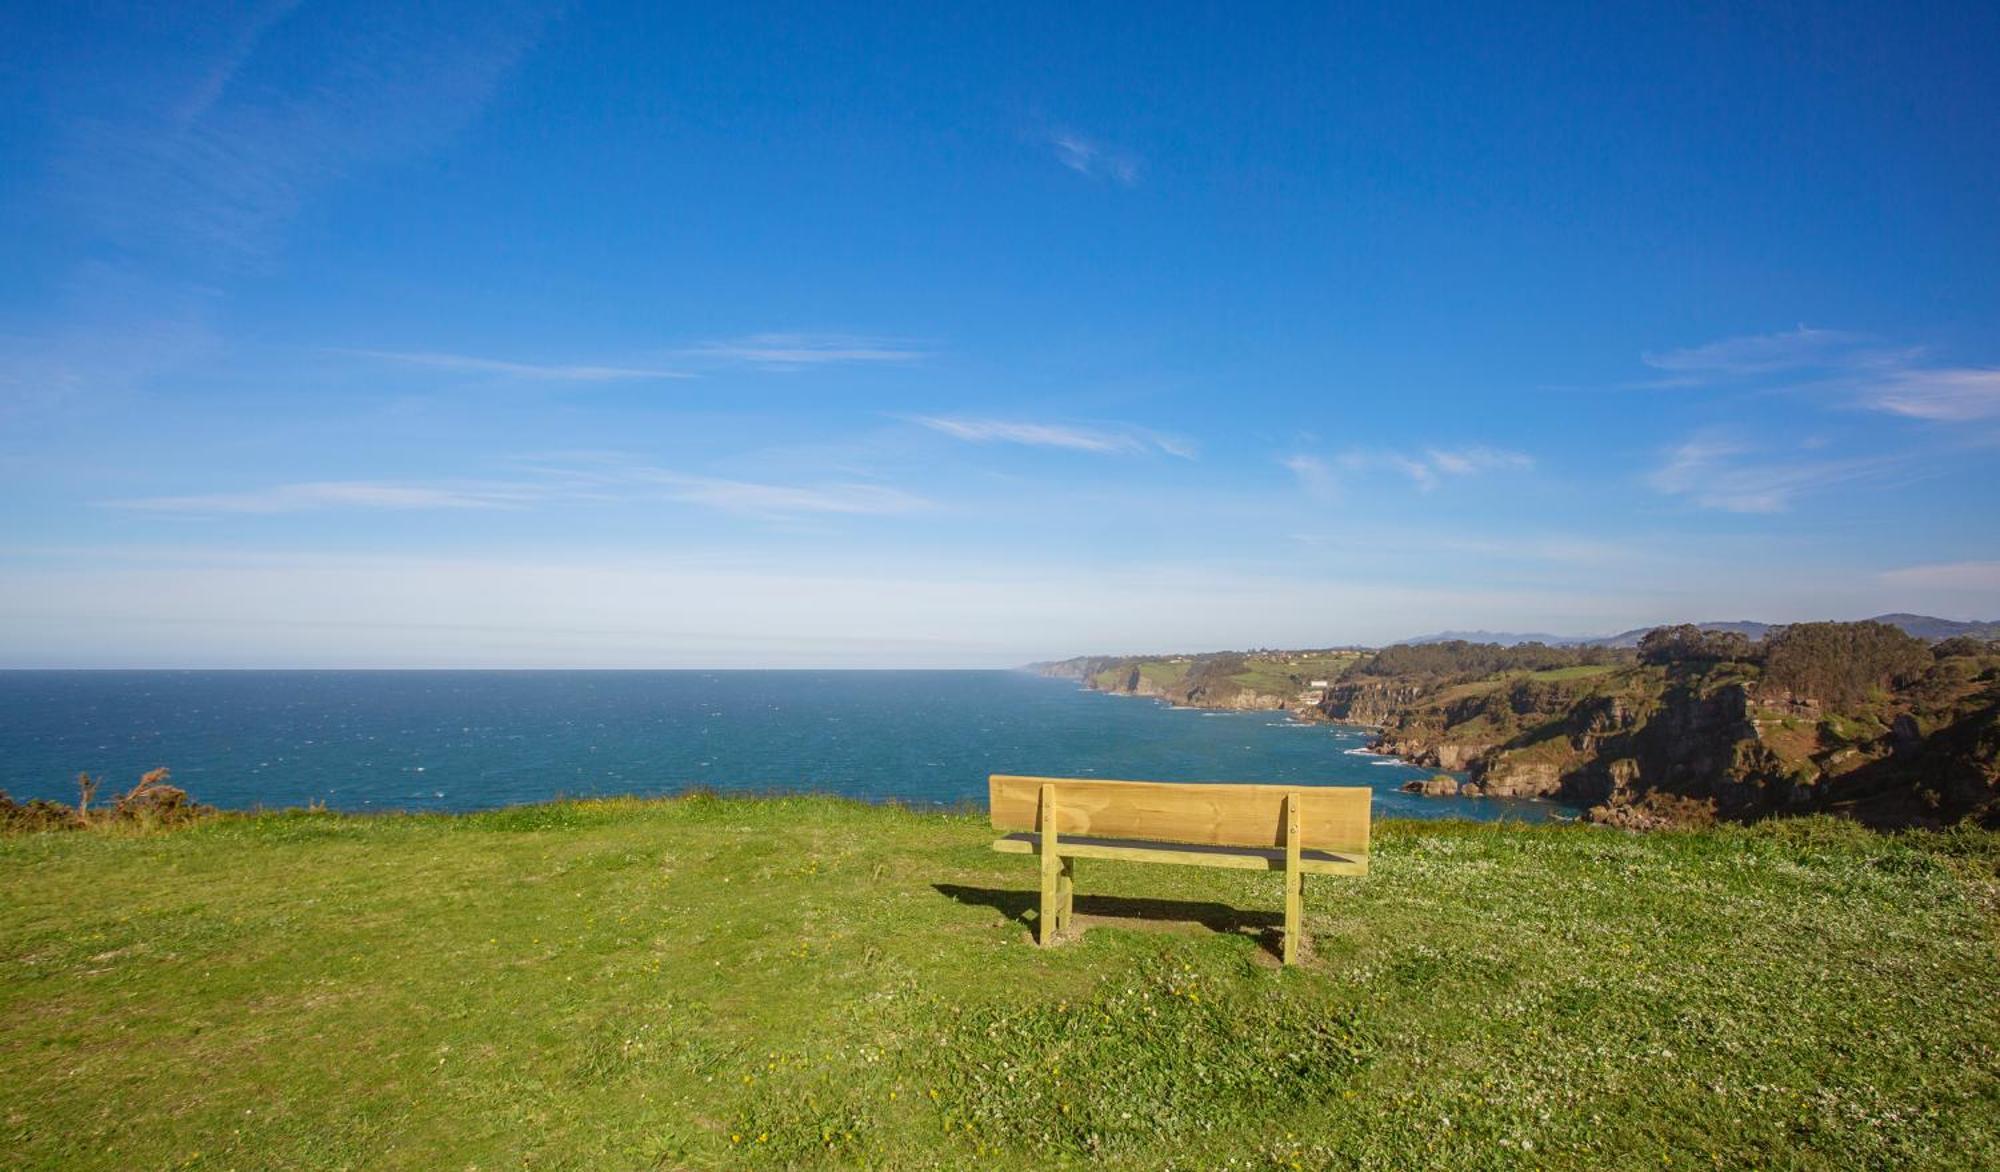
1636;626;1754;667
1761;621;1931;706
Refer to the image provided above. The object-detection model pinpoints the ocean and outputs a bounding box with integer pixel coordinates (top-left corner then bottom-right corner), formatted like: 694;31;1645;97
0;670;1554;821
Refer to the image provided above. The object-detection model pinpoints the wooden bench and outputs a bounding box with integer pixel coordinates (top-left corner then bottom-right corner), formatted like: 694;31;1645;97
988;774;1371;965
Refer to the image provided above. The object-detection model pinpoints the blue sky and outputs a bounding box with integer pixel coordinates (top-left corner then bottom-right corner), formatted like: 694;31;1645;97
2;1;1997;667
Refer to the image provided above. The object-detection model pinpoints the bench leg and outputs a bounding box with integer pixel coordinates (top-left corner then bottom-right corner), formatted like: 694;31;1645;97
1039;849;1060;945
1038;783;1061;946
1282;864;1303;965
1057;856;1075;933
1283;791;1304;965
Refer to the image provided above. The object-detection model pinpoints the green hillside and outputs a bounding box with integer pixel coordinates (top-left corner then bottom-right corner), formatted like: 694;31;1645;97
4;798;1997;1168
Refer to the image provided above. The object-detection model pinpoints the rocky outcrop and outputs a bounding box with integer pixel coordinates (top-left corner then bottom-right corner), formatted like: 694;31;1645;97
1185;685;1291;711
1319;680;1430;726
1373;734;1491;772
1475;758;1563;799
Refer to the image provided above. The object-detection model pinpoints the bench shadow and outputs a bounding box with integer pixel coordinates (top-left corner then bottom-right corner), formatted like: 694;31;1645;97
933;883;1285;960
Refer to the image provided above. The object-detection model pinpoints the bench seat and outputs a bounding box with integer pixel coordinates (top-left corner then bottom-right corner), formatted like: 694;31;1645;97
991;831;1367;876
986;775;1373;963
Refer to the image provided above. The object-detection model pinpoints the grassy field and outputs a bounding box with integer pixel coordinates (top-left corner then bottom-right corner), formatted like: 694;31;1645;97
1523;664;1621;682
1228;653;1364;697
3;798;1997;1169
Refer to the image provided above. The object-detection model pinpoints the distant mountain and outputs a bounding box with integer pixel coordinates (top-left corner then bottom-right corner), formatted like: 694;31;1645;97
1867;613;2000;641
1398;615;1998;650
1395;630;1594;647
1590;621;1773;649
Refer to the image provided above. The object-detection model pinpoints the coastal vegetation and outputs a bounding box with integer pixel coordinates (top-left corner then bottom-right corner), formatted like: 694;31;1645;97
4;795;1997;1168
1038;648;1366;711
0;768;210;833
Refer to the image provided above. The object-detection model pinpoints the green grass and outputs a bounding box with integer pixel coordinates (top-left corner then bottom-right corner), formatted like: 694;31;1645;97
1524;664;1621;682
1221;653;1362;698
4;798;1997;1169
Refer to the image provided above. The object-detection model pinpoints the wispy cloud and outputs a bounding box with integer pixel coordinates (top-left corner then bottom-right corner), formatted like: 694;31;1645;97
1419;447;1536;478
521;458;935;518
1639;326;1894;381
12;5;557;416
1634;326;1999;425
1646;436;1889;513
650;474;931;517
914;416;1194;458
103;481;538;515
342;334;927;382
0;265;220;416
57;3;558;265
104;462;934;521
344;349;692;382
1862;367;2000;421
1289;446;1534;493
1281;455;1341;500
1878;561;2000;593
685;333;926;370
1046;130;1141;185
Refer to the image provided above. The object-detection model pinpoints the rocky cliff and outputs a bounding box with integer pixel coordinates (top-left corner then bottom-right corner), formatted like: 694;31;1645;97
1368;639;2000;830
1038;627;2000;830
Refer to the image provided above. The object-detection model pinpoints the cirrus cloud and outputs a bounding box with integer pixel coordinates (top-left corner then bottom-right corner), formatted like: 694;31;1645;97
1863;368;2000;422
683;333;926;370
914;416;1194;458
343;348;692;382
1286;445;1534;493
101;480;539;514
1046;129;1141;185
1646;436;1892;514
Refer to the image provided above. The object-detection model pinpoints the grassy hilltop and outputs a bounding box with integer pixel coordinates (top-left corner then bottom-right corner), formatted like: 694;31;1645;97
1037;649;1367;710
5;797;1998;1169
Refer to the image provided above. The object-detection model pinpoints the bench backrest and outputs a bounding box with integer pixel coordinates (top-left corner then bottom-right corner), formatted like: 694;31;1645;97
988;775;1370;855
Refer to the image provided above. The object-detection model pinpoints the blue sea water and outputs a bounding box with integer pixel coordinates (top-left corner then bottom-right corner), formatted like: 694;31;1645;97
0;670;1555;821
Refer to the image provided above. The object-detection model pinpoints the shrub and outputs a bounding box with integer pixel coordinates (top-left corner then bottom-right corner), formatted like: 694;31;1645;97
111;767;209;826
0;767;211;833
0;792;83;832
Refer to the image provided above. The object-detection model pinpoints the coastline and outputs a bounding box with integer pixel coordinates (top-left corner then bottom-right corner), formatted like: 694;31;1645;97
1047;668;1568;815
4;670;1543;822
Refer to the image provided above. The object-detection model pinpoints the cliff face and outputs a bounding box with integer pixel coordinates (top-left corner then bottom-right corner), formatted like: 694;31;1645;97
1346;672;1647;780
1372;655;2000;829
1319;680;1432;726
